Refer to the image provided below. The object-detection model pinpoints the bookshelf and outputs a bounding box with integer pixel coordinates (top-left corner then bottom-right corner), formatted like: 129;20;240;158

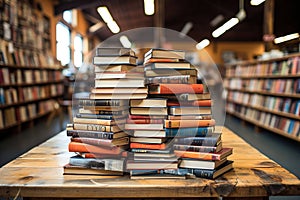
0;0;64;131
224;53;300;142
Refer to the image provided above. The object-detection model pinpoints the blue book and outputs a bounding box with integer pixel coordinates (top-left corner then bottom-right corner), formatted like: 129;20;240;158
165;127;214;137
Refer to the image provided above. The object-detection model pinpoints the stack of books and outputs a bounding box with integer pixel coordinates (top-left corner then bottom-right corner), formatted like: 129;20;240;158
64;47;146;176
127;48;233;179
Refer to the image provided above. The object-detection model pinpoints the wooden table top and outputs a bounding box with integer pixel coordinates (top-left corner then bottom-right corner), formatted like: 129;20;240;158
0;127;299;199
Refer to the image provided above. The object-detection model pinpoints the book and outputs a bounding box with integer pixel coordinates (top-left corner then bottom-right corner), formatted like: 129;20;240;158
167;100;212;107
149;93;211;101
144;48;185;59
174;142;222;153
130;172;186;179
63;164;123;176
68;155;125;171
130;98;167;107
148;84;204;94
130;137;167;144
75;113;121;120
144;69;197;77
94;65;137;72
93;55;137;65
126;118;164;124
174;147;233;161
67;129;127;139
165;127;214;137
125;123;164;130
78;108;128;116
144;57;180;64
179;158;227;170
78;99;128;107
82;105;128;111
144;62;191;69
126;160;178;170
164;119;215;128
95;72;144;79
94;78;145;88
167;115;212;120
73;117;125;126
133;152;175;158
145;75;197;84
91;87;148;94
132;130;167;138
130;142;167;150
70;136;129;147
129;107;168;115
168;106;211;115
68;141;123;155
90;93;148;100
95;47;136;57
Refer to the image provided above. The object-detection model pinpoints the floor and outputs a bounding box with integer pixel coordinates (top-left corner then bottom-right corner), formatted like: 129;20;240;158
0;112;299;200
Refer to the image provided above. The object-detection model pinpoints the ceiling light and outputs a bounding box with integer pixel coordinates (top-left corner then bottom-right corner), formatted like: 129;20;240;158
120;35;132;48
144;0;155;15
196;39;210;50
89;22;104;33
97;6;113;23
179;22;193;38
107;21;120;33
250;0;265;6
212;18;239;38
274;33;300;44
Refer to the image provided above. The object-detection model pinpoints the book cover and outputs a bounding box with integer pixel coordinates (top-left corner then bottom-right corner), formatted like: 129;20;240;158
149;84;204;94
73;117;125;126
175;147;233;161
68;141;123;155
130;137;167;144
78;99;126;106
126;118;164;124
144;69;197;77
174;142;222;153
144;62;191;70
70;136;129;147
130;98;167;108
174;134;221;146
144;48;185;59
67;129;126;139
126;160;178;170
130;142;167;150
94;78;145;88
63;164;124;176
129;107;168;116
145;75;197;84
179;158;227;170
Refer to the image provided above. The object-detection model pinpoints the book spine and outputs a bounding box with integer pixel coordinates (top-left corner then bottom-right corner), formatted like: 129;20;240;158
126;118;163;124
165;127;213;137
130;142;166;150
76;113;114;120
191;168;214;179
79;99;123;106
73;117;114;126
70;137;114;148
145;75;195;84
68;142;121;155
174;137;219;146
174;144;217;153
164;119;215;128
174;150;221;161
73;123;118;132
150;84;203;94
67;129;114;139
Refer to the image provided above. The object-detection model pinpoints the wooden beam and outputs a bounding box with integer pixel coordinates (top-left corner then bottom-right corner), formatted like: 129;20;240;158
54;0;100;15
263;0;275;51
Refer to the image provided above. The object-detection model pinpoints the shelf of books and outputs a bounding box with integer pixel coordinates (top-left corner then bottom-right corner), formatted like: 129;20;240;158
65;47;234;179
0;0;64;131
224;53;300;142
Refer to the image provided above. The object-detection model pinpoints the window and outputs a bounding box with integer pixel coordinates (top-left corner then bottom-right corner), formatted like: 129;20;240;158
63;10;72;24
74;34;83;68
56;22;71;66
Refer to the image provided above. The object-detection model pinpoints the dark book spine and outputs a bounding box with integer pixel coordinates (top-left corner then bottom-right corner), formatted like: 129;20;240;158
165;127;213;137
67;130;114;139
174;137;219;146
79;99;122;106
191;168;214;179
145;75;191;84
98;110;125;115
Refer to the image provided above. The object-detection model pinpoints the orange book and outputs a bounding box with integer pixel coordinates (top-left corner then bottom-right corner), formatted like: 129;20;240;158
81;151;128;158
130;142;166;150
149;84;203;94
174;148;233;161
68;141;122;155
167;100;212;107
164;119;215;128
126;118;164;124
144;58;180;64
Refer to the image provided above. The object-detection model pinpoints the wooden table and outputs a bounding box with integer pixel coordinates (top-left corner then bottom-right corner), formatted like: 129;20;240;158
0;127;299;199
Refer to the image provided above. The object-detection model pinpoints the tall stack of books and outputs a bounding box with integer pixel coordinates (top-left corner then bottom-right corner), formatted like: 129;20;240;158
64;47;146;175
127;48;233;179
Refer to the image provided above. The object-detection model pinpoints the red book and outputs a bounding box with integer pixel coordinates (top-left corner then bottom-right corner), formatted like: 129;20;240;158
68;141;122;155
149;84;203;94
167;100;212;107
174;147;233;161
70;137;129;147
126;118;164;124
130;142;166;150
81;151;128;158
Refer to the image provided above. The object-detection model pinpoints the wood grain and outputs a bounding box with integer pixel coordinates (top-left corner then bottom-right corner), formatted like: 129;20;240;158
0;127;299;199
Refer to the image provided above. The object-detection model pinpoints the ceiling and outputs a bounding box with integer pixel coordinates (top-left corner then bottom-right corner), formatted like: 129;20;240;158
54;0;300;44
